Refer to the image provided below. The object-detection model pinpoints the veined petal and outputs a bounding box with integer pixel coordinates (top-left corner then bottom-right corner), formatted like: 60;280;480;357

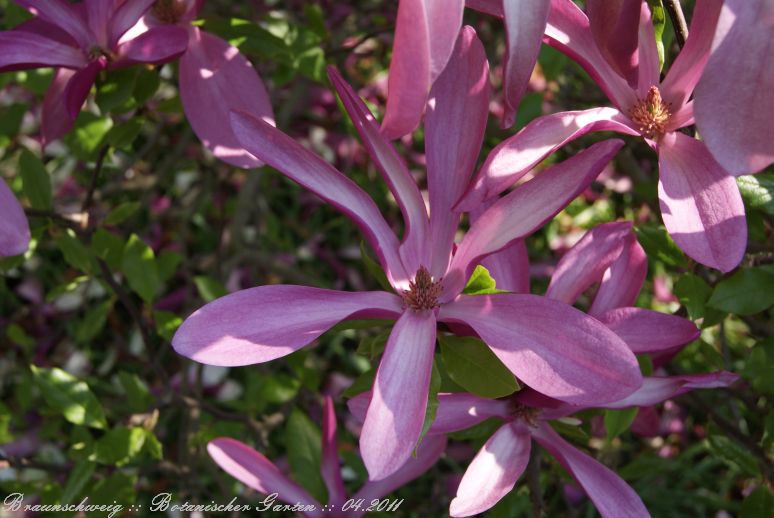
694;0;774;175
660;0;723;108
16;0;94;50
41;68;78;146
479;240;530;294
360;311;437;480
172;286;402;367
589;233;647;316
108;0;155;47
546;221;633;305
114;25;188;65
327;67;429;273
425;26;489;278
449;422;531;517
181;28;274;169
207;438;324;518
595;307;700;354
321;397;346;507
447;140;624;297
458;108;636;210
657;132;746;273
531;422;649;518
230;111;408;286
501;0;550;127
0;31;86;71
85;0;113;47
0;178;30;257
603;372;739;409
636;0;660;97
587;0;641;86
439;294;642;405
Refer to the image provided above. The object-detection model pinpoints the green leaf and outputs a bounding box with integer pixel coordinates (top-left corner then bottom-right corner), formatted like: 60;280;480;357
141;430;163;460
65;113;113;161
741;338;774;395
55;229;93;272
91;229;124;270
463;265;508;295
31;366;107;429
75;299;112;344
104;201;141;226
707;267;774;315
194;275;228;302
674;273;712;320
285;408;327;503
604;408;639;440
201;18;288;59
18;149;51;210
360;241;392;291
342;369;376;399
88;472;136;515
0;103;26;137
132;68;160;105
96;69;139;113
60;460;96;505
737;174;774;215
634;225;688;268
156;250;183;283
438;335;520;398
121;234;160;303
741;487;774;518
153;310;182;342
356;329;390;360
95;426;146;466
117;372;153;413
415;358;441;453
706;430;760;476
102;117;145;150
647;0;666;70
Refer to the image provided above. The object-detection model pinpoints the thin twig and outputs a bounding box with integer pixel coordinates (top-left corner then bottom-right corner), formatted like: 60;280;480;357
664;0;689;48
81;145;110;212
526;444;544;518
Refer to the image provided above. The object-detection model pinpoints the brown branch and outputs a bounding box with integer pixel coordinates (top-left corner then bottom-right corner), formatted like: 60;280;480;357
664;0;689;48
81;145;110;213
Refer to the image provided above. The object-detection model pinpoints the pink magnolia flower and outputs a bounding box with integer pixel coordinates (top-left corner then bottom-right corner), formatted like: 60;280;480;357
0;178;30;257
462;0;747;273
127;0;274;168
694;0;774;175
208;397;446;518
173;27;642;481
0;0;189;145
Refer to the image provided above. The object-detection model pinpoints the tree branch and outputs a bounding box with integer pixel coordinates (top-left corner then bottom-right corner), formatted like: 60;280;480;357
664;0;689;48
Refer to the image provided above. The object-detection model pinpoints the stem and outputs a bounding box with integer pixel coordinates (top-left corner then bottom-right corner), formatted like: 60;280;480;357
526;445;544;518
81;145;110;213
664;0;689;48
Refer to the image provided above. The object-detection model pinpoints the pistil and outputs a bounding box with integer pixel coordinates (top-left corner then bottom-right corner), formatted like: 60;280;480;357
628;86;672;140
401;266;442;311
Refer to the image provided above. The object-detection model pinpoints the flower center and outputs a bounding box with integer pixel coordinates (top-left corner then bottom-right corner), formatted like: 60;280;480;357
401;266;442;311
628;85;672;139
153;0;187;24
512;403;541;427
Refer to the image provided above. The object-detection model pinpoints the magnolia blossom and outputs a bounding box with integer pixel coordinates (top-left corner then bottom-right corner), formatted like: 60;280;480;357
173;27;643;481
208;397;446;518
0;178;30;257
694;0;774;175
0;0;189;144
463;0;747;273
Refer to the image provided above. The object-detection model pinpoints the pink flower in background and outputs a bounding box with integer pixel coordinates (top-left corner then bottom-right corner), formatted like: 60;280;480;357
173;27;642;481
0;178;30;257
0;0;188;145
208;397;446;518
694;0;774;175
463;0;747;273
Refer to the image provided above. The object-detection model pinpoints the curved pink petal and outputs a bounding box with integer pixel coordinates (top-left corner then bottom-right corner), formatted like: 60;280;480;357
587;0;641;86
479;240;530;294
381;0;464;139
41;68;78;146
449;422;531;517
604;372;739;409
320;397;346;507
595;307;700;354
546;221;633;305
0;31;86;71
64;58;104;119
425;26;489;278
360;310;437;480
432;393;512;434
84;0;113;47
114;25;188;66
0;178;30;257
327;67;429;273
108;0;155;47
501;0;550;127
180;28;274;169
660;0;723;108
589;233;647;316
230;111;408;286
657;132;746;273
531;422;649;518
207;438;324;518
352;434;446;509
447;139;624;297
172;286;402;367
465;0;502;17
694;0;774;175
16;0;94;50
458;108;637;210
439;294;642;405
636;0;660;97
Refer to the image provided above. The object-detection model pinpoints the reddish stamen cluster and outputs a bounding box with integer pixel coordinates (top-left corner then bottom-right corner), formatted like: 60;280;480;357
401;266;442;311
512;403;541;427
153;0;187;24
628;85;672;139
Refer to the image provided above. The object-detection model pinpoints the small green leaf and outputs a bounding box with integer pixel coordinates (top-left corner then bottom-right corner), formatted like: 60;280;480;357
95;426;147;466
96;68;139;113
60;460;96;505
674;273;712;320
75;299;112;344
65;113;113;161
18;149;52;210
117;372;153;413
634;225;688;267
604;408;639;441
153;310;182;342
102;117;145;150
194;275;228;302
121;234;160;303
286;409;327;503
91;229;124;270
741;487;774;518
55;229;93;272
706;432;760;476
141;430;163;460
463;265;508;295
438;335;520;398
31;366;107;429
156;250;183;283
104;201;141;226
737;174;774;215
707;267;774;315
88;472;136;514
342;369;376;399
0;103;26;137
415;358;442;453
356;329;390;360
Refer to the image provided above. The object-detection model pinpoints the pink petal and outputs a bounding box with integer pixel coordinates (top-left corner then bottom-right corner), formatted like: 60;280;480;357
114;25;188;65
108;0;155;47
449;422;531;517
439;294;642;405
172;286;402;367
207;438;324;518
230;111;409;286
604;372;739;409
16;0;94;50
465;0;502;17
586;0;641;86
381;0;464;139
501;0;550;127
458;108;637;211
41;68;78;146
180;28;274;169
432;393;512;434
660;0;723;108
531;422;649;518
0;30;86;71
321;396;346;507
657;132;746;272
546;221;633;305
352;435;446;508
589;232;647;316
447;139;624;297
694;0;774;174
84;0;113;47
0;178;30;257
360;310;437;480
425;26;489;278
479;240;530;294
64;58;104;120
636;0;660;97
327;67;429;274
595;307;700;354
